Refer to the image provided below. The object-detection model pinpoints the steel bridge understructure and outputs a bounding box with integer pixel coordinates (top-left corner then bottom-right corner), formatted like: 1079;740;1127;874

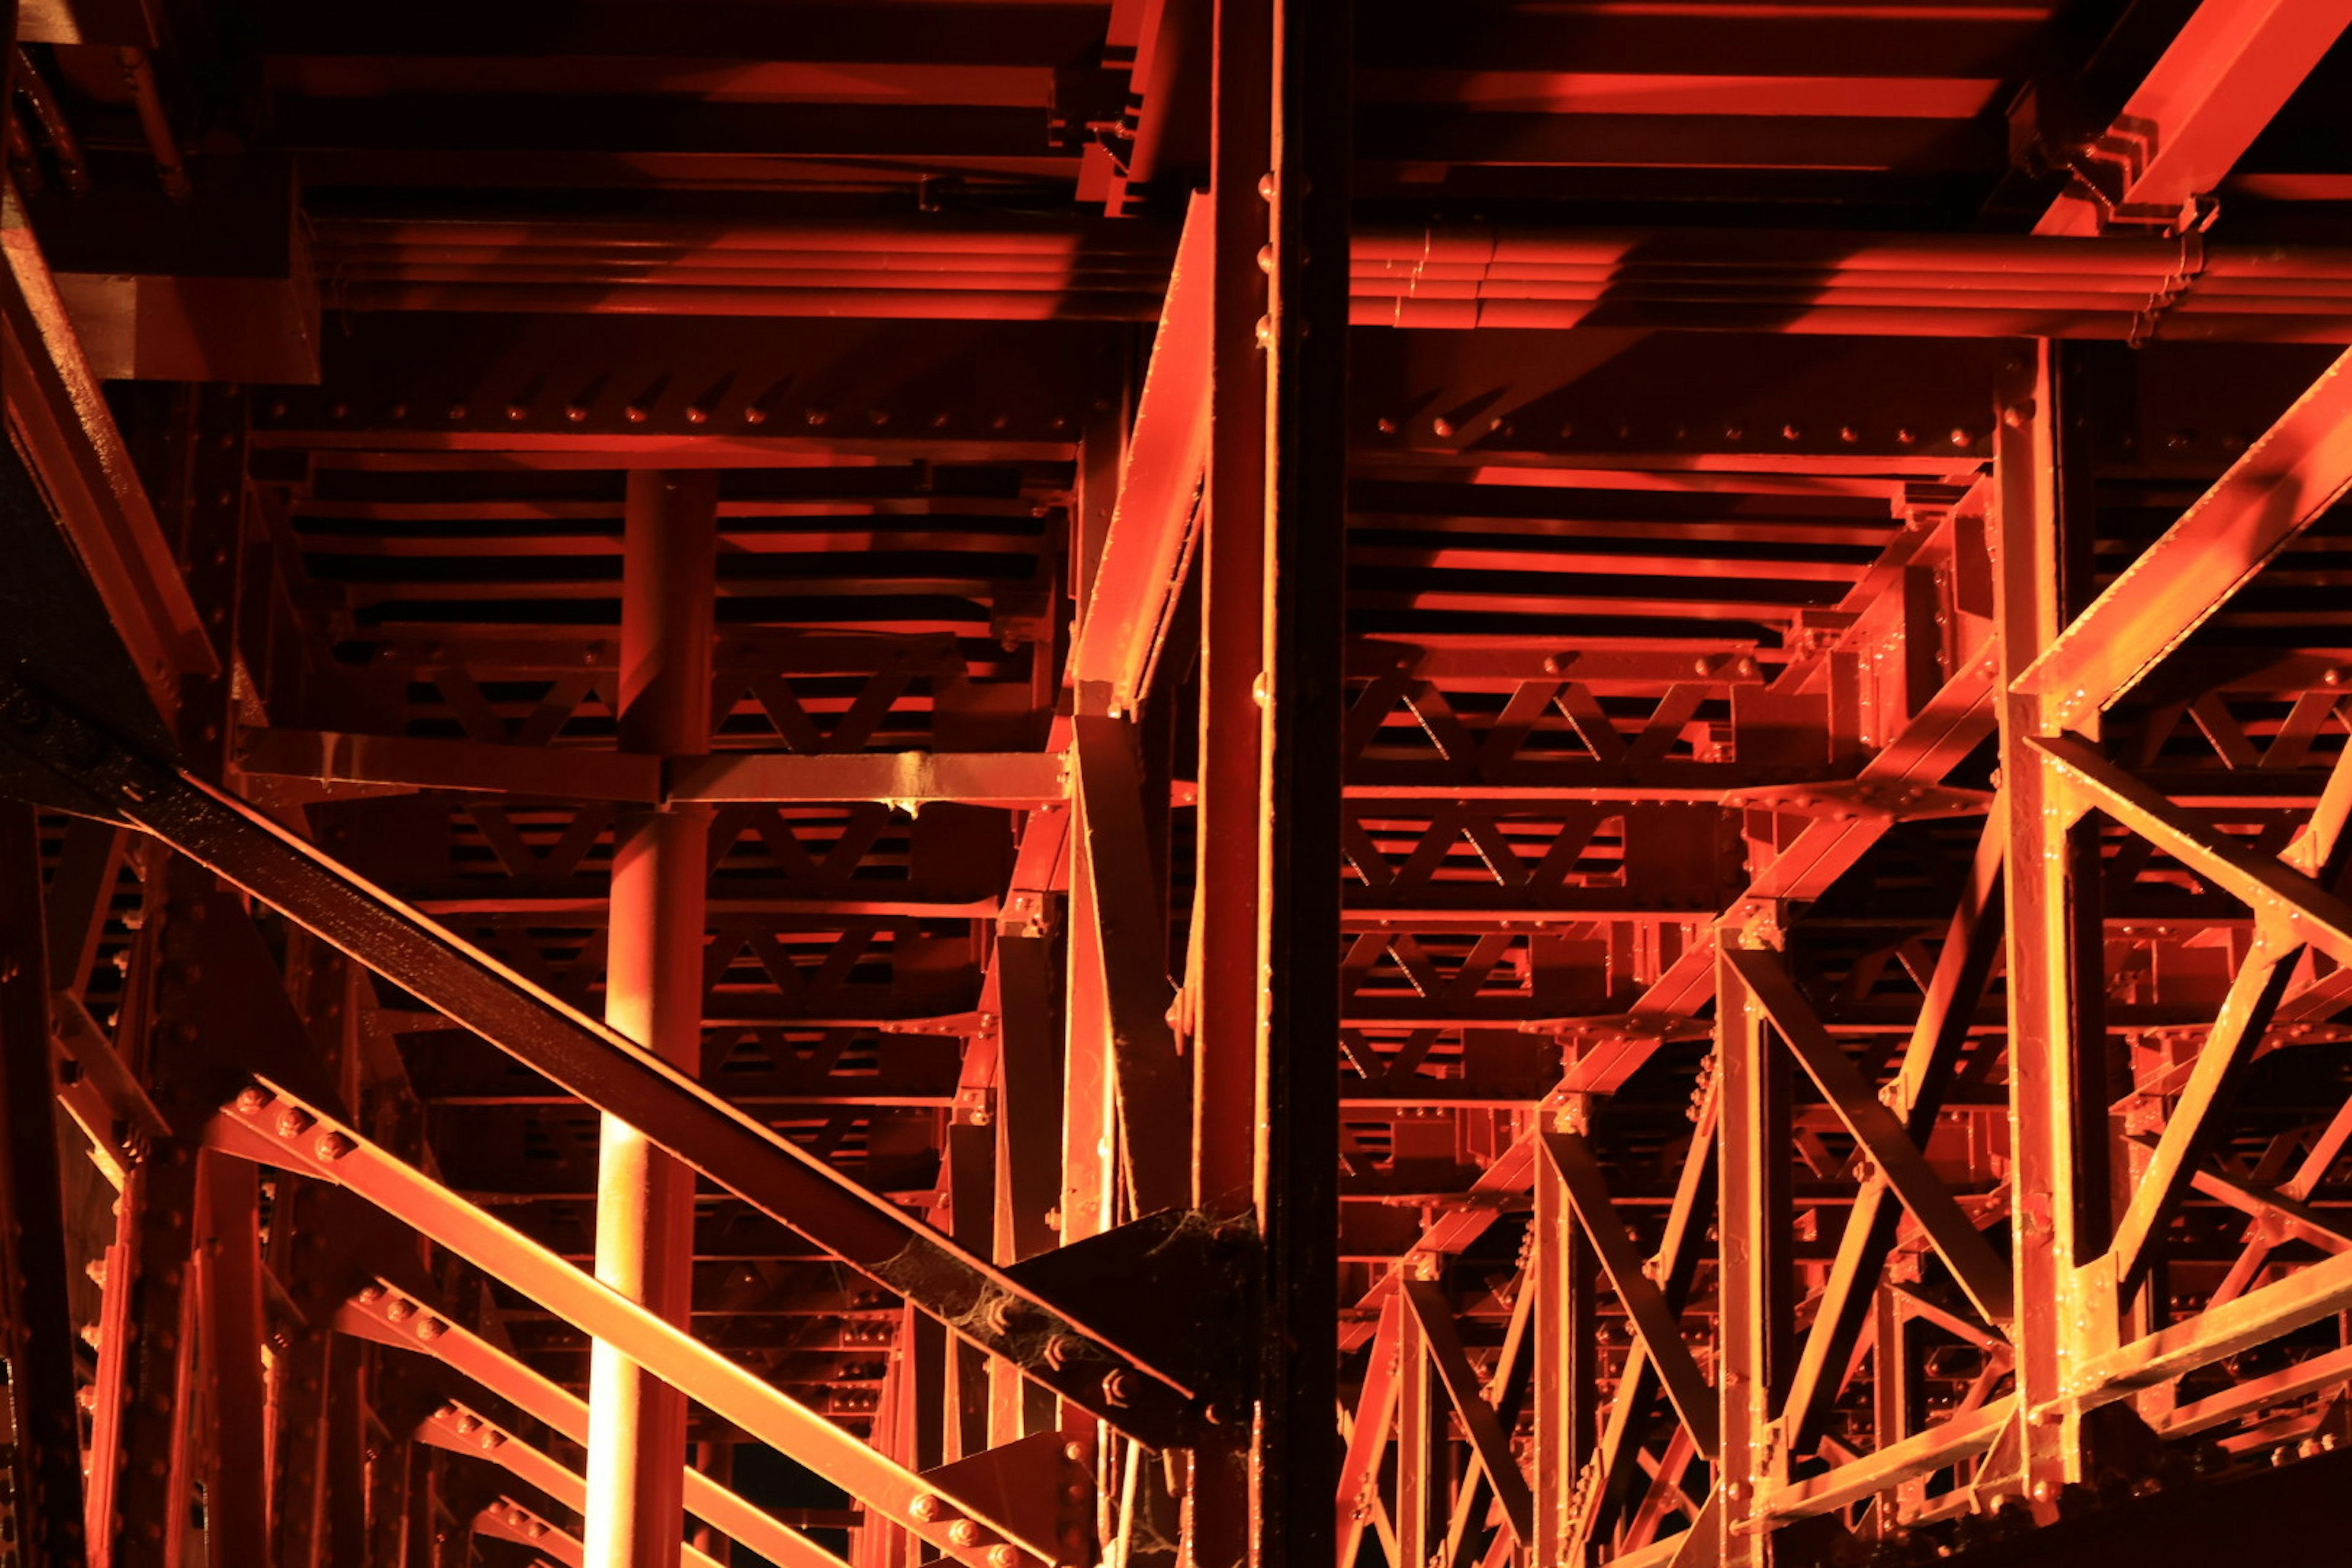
7;3;2352;1568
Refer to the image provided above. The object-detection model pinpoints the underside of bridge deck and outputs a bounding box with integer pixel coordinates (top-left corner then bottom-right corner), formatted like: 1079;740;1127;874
9;3;2352;1567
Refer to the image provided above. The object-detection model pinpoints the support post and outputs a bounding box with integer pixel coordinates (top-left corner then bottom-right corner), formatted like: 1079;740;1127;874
196;1152;270;1563
1532;1147;1596;1568
1717;929;1790;1565
1185;0;1275;1557
1996;344;2110;1509
0;802;88;1567
1394;1271;1439;1568
587;468;716;1568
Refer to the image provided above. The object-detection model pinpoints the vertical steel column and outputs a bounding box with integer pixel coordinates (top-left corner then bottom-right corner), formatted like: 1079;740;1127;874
322;1333;370;1565
943;1117;993;1461
586;469;717;1568
1994;345;2108;1508
1533;1140;1597;1567
1869;1288;1918;1528
111;864;206;1568
196;1152;269;1562
1394;1274;1438;1568
0;802;87;1568
1001;928;1065;1442
1717;932;1790;1566
1060;846;1116;1243
1194;0;1272;1220
1256;0;1347;1560
270;1322;331;1568
1188;0;1275;1558
1193;0;1345;1556
401;1442;439;1568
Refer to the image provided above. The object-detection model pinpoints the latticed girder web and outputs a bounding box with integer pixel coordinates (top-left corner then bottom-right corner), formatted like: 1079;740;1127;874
9;4;2352;1568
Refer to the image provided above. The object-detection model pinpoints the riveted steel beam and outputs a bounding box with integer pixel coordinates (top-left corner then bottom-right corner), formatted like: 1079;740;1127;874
0;671;1213;1446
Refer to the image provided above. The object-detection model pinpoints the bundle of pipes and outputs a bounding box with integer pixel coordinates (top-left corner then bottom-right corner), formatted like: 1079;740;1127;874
1350;227;2352;342
314;216;1181;321
316;218;2352;342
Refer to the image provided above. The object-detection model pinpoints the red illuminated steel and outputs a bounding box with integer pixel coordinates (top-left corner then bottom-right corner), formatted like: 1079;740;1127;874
207;1079;1066;1568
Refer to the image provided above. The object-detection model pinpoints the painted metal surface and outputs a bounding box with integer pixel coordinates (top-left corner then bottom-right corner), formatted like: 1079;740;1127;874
8;4;2352;1567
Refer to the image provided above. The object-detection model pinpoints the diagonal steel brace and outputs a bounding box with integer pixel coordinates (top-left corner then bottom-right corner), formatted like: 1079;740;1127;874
0;669;1212;1447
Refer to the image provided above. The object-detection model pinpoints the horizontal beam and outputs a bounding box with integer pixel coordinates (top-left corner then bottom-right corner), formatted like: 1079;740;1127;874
237;727;1068;809
311;208;2352;341
238;728;659;801
669;750;1065;808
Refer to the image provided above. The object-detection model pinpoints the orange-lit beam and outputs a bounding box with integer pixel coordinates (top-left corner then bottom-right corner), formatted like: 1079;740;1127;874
2016;344;2352;725
339;1282;852;1568
586;469;712;1568
206;1079;1059;1568
2036;0;2352;235
418;1399;729;1568
0;670;1208;1446
1068;190;1212;719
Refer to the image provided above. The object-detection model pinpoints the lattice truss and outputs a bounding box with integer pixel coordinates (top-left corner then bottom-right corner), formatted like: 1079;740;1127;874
9;6;2352;1568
